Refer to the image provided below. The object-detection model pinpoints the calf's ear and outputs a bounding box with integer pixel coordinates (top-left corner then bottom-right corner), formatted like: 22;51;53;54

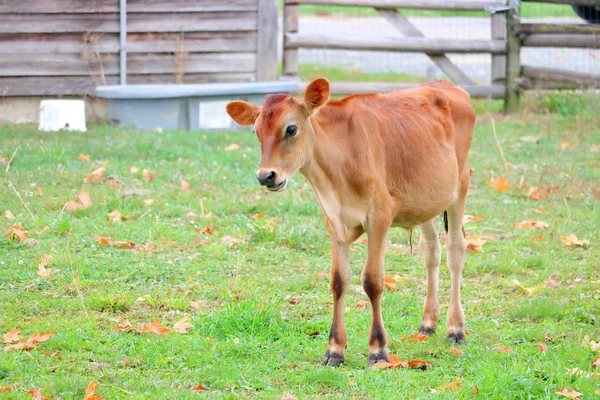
304;78;330;113
226;101;261;126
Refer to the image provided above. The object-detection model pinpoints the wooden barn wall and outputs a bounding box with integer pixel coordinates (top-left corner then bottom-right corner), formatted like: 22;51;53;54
0;0;261;96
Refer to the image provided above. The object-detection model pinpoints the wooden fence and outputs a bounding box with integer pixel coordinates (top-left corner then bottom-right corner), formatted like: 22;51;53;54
0;0;278;96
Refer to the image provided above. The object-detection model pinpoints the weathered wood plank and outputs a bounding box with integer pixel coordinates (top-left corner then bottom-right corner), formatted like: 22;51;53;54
283;4;299;76
521;65;600;88
0;32;258;54
286;33;507;53
296;81;506;98
286;0;508;11
0;0;258;13
0;12;257;33
257;0;278;81
0;73;257;96
0;53;257;76
377;9;475;84
522;0;600;6
504;0;520;113
515;23;600;34
523;33;600;48
491;12;507;84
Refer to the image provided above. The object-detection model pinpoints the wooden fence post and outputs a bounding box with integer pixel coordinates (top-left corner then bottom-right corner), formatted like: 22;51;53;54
283;1;299;77
504;0;521;113
491;12;506;87
257;0;278;81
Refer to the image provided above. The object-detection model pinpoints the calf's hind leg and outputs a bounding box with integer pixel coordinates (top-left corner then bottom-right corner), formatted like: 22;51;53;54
418;219;441;335
445;169;469;343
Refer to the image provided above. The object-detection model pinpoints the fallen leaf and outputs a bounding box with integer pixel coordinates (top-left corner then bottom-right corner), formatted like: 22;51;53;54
534;207;545;213
531;234;543;242
4;330;55;352
108;210;124;223
512;279;545;296
174;317;193;334
199;226;213;235
95;236;136;249
544;333;553;342
84;381;105;400
450;348;464;356
130;166;139;173
191;385;204;392
224;143;240;151
142;169;153;182
85;167;105;183
79;153;90;162
4;210;15;220
408;359;431;370
471;386;479;394
38;265;59;277
441;378;461;391
356;300;369;310
525;186;547;201
249;213;264;219
592;358;600;368
516;220;548;229
65;201;82;211
139;319;169;335
190;301;204;310
28;388;49;400
497;345;513;353
180;180;191;192
556;388;582;399
384;275;397;290
463;215;483;224
465;236;487;253
560;142;573;149
144;198;154;205
537;342;548;352
405;333;429;342
4;222;35;244
488;176;509;191
590;341;600;351
561;234;589;248
78;189;92;208
2;328;21;343
0;386;11;392
115;321;134;332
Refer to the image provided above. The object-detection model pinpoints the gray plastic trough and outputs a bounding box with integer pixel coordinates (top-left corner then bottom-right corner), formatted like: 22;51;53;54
96;81;299;131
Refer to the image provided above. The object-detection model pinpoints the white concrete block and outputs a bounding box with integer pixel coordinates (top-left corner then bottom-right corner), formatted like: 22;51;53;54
38;100;87;132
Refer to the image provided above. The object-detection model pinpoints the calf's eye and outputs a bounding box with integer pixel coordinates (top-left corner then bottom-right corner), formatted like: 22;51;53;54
286;125;297;137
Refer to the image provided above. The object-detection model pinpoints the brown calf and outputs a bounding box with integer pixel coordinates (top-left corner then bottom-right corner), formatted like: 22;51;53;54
226;78;475;366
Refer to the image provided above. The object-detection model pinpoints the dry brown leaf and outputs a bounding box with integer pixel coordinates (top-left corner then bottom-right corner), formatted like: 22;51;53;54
559;142;573;149
4;222;35;244
38;265;59;277
471;386;479;394
4;210;15;220
384;275;397;290
441;378;461;391
108;210;124;223
517;220;549;229
180;180;191;192
465;236;487;253
224;143;240;151
199;226;213;235
4;330;55;352
190;301;204;310
79;153;90;162
407;360;431;370
95;236;136;249
115;321;134;332
450;348;464;356
85;167;105;183
191;385;204;392
0;386;11;392
28;388;49;400
561;234;589;248
139;319;169;335
488;176;509;191
497;345;512;353
84;381;105;400
525;186;547;201
174;317;193;334
78;189;92;208
2;328;21;344
556;388;582;399
531;234;543;242
463;215;483;223
65;201;82;211
142;169;153;182
249;213;265;219
407;333;429;342
356;300;369;310
591;357;600;368
130;166;139;173
537;342;548;352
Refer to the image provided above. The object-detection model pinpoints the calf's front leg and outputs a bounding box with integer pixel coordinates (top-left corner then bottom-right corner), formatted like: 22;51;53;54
323;221;351;366
363;216;390;366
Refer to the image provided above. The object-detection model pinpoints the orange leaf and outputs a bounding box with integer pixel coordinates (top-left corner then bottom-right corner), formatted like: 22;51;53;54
4;210;15;220
142;169;153;182
488;176;509;191
537;342;548;352
0;386;11;392
4;222;34;243
130;166;139;174
65;201;83;211
525;186;547;201
387;354;407;369
463;215;483;224
180;180;191;192
224;143;240;151
356;300;369;310
139;319;169;335
561;234;589;248
497;345;512;353
592;358;600;368
108;210;124;223
79;153;90;162
407;360;431;370
191;385;205;392
450;348;464;356
95;236;136;249
85;167;105;183
84;381;105;400
559;142;573;149
516;220;548;229
37;265;59;277
32;330;55;344
544;333;553;342
408;333;429;342
199;226;213;235
115;321;134;332
530;234;543;242
174;317;193;334
556;388;582;399
2;328;21;343
78;189;92;208
465;236;487;253
28;388;49;400
384;275;397;290
441;377;461;391
190;301;204;310
249;213;265;219
471;386;479;394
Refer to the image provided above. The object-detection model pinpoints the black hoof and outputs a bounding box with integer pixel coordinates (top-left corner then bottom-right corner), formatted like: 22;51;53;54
368;349;388;366
446;331;465;344
322;349;344;367
419;324;436;336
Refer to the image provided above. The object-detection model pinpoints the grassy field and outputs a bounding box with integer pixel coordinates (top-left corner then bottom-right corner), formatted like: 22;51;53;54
1;92;599;399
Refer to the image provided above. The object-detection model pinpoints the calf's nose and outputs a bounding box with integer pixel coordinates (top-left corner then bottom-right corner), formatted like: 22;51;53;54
257;170;276;186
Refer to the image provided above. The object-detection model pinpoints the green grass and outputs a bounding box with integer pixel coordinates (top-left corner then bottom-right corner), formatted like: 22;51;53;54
282;2;578;18
1;91;599;399
299;64;427;83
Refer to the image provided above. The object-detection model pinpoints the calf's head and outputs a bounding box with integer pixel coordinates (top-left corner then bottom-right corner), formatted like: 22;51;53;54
225;78;330;192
